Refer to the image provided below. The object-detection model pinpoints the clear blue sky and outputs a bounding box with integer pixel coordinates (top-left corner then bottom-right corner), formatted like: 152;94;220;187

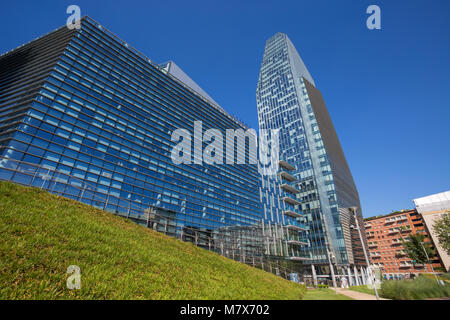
1;0;449;218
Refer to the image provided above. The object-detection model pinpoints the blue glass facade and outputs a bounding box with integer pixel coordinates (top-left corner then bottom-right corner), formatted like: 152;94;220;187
0;17;262;235
259;160;309;261
256;33;367;271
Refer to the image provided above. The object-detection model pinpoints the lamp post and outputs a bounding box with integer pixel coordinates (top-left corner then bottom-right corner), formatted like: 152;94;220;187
349;206;380;300
420;241;440;285
327;247;338;293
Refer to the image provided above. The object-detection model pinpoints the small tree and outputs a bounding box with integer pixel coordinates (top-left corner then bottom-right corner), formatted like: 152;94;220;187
433;212;450;255
401;233;434;265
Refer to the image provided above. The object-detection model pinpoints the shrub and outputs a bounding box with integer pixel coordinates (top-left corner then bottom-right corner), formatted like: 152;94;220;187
422;273;450;283
440;273;450;281
317;284;329;289
381;275;450;300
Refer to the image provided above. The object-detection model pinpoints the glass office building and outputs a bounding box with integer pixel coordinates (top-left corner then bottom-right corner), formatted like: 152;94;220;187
0;17;262;238
256;33;368;279
0;18;309;275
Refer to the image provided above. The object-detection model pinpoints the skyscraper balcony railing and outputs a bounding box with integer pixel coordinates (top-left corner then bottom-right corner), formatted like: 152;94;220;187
288;256;310;261
281;196;301;206
279;160;295;172
279;188;300;201
285;245;310;261
278;170;296;183
281;209;302;218
280;182;300;195
285;224;308;232
286;239;308;246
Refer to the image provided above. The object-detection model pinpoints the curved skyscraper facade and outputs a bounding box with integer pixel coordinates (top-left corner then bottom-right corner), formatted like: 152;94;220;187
256;33;368;278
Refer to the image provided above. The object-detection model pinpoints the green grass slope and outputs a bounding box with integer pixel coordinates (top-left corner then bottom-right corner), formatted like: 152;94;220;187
0;181;306;300
302;288;353;300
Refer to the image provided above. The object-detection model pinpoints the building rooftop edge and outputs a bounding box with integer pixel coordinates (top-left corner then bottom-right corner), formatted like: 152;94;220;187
363;209;416;222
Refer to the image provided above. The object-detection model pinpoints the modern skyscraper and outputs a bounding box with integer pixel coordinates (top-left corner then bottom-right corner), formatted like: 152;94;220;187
256;33;368;278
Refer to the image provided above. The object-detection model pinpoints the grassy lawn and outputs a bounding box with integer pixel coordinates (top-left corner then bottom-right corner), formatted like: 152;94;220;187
349;285;377;296
303;288;354;300
0;181;306;300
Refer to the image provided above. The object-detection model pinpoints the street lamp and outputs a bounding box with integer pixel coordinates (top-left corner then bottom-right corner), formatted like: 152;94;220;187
327;247;338;293
420;241;440;285
349;206;380;300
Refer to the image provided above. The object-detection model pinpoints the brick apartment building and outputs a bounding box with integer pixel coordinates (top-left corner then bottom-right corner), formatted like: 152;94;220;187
363;209;443;280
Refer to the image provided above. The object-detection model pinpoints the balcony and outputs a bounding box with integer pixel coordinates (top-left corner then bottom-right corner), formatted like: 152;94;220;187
400;227;411;233
368;242;378;248
373;263;384;267
279;160;295;171
281;183;300;194
399;262;413;268
279;171;296;182
281;196;301;206
287;239;308;246
397;215;408;222
282;209;302;218
288;256;310;261
286;224;308;232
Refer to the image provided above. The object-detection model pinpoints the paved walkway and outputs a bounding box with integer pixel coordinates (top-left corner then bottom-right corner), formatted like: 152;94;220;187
335;288;389;300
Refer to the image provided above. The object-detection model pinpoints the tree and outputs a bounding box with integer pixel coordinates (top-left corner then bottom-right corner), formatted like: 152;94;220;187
401;233;434;265
433;212;450;255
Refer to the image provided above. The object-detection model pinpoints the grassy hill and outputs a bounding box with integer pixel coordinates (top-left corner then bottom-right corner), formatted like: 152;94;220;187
0;181;305;300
